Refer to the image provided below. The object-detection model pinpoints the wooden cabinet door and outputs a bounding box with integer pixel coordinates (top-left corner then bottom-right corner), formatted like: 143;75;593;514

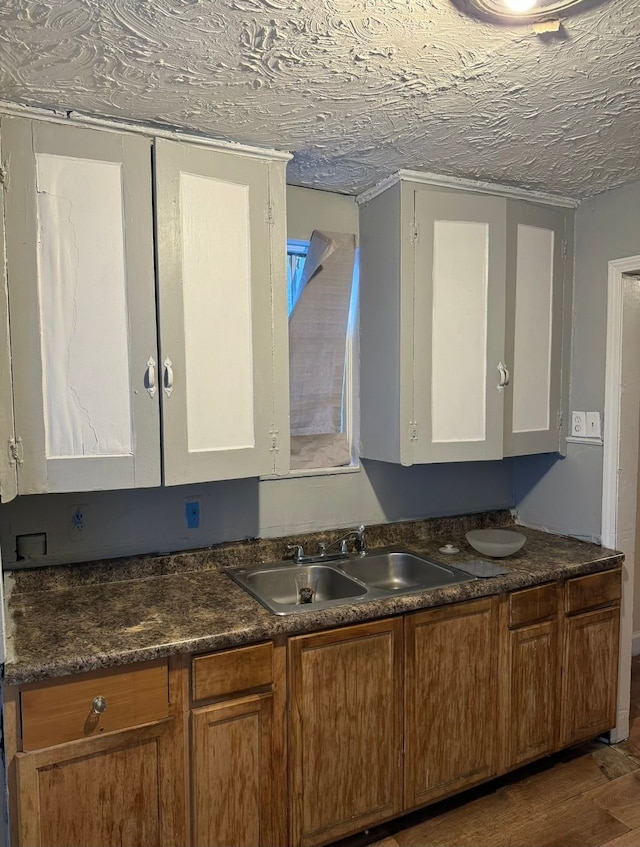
15;720;181;847
154;138;289;484
561;606;620;746
405;597;499;809
503;200;569;457
289;618;403;847
506;620;559;768
412;188;507;463
1;116;160;494
191;694;277;847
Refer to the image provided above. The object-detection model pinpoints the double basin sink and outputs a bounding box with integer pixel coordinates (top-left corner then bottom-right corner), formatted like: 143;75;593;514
227;547;477;615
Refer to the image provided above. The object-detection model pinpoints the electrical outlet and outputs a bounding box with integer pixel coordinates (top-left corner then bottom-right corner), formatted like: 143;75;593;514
185;500;200;529
69;504;87;539
571;411;586;437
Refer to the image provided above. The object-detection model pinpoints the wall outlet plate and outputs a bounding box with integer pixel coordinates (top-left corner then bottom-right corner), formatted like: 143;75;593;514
586;411;602;439
571;411;587;437
185;500;200;529
68;504;87;540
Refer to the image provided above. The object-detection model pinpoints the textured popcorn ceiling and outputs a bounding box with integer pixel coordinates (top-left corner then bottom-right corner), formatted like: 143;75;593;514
0;0;638;198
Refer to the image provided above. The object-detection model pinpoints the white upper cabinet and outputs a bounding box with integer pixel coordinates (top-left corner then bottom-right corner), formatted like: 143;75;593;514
503;200;568;457
0;117;289;498
2;117;160;495
412;188;507;463
359;176;572;465
154;139;289;484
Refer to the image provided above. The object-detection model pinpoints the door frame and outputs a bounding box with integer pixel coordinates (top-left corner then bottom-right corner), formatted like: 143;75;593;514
602;254;640;742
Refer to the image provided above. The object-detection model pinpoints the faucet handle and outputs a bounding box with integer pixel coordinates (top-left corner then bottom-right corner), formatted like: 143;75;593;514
287;544;304;562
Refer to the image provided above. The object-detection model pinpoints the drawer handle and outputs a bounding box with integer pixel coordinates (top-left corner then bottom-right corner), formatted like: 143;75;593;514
91;696;107;715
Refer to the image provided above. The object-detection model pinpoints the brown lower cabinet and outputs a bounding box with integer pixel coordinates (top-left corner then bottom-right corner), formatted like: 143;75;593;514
288;618;404;847
9;659;185;847
191;694;275;847
5;568;622;847
504;582;560;769
505;619;559;767
189;641;287;847
405;597;500;809
15;720;179;847
561;605;620;746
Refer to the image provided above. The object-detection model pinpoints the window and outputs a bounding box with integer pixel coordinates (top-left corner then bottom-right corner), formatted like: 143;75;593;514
287;231;359;472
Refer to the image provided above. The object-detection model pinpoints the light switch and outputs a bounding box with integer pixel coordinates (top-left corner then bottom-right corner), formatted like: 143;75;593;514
586;412;602;439
571;411;586;437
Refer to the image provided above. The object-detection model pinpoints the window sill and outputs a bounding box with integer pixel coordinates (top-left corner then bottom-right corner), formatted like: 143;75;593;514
261;463;361;481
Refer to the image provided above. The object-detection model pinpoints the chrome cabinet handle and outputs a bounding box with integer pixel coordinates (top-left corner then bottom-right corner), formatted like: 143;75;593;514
163;357;174;397
497;362;511;390
146;357;157;397
91;695;107;715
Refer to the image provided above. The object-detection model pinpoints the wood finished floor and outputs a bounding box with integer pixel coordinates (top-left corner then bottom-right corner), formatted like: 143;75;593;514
336;656;640;847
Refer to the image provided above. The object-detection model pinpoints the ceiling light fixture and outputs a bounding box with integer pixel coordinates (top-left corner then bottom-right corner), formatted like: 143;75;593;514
456;0;591;23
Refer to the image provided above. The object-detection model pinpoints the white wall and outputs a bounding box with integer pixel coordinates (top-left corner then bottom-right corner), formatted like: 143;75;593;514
0;186;515;567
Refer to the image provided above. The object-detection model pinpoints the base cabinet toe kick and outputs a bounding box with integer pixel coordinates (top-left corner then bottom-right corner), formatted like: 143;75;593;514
5;568;621;847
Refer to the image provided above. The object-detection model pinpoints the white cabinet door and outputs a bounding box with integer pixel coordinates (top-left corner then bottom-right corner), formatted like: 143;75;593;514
154;139;288;484
2;117;160;494
503;201;568;456
412;188;507;463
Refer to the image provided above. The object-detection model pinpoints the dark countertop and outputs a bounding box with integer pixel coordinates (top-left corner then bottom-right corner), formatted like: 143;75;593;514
3;513;623;685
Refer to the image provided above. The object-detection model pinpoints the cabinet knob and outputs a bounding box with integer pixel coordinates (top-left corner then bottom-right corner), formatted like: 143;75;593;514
91;695;107;715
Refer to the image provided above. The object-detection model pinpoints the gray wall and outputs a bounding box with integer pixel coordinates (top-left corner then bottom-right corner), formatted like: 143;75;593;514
0;185;515;567
514;180;640;543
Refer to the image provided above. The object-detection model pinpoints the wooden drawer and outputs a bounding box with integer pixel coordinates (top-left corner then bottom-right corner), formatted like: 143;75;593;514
20;659;169;751
508;583;558;628
566;569;622;615
192;642;273;702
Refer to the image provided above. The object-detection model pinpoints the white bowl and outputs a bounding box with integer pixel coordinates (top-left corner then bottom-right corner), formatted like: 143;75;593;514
465;529;526;558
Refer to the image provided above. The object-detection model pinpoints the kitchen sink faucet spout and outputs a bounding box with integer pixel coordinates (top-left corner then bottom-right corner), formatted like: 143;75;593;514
287;526;368;564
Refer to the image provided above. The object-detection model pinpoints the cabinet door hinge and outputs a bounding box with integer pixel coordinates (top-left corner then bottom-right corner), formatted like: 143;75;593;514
410;222;420;245
561;240;568;261
0;164;7;190
270;428;280;453
409;422;418;441
266;204;274;226
8;436;24;466
557;410;563;429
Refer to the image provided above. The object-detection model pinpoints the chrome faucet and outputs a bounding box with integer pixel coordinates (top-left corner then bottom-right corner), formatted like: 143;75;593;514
286;544;306;563
329;525;367;557
287;525;367;564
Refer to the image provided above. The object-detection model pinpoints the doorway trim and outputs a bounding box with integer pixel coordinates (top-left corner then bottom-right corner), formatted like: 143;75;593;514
602;254;640;742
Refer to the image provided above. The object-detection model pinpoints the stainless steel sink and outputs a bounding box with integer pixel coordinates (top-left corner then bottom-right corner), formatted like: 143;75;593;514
338;550;476;592
227;546;477;615
228;563;368;615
